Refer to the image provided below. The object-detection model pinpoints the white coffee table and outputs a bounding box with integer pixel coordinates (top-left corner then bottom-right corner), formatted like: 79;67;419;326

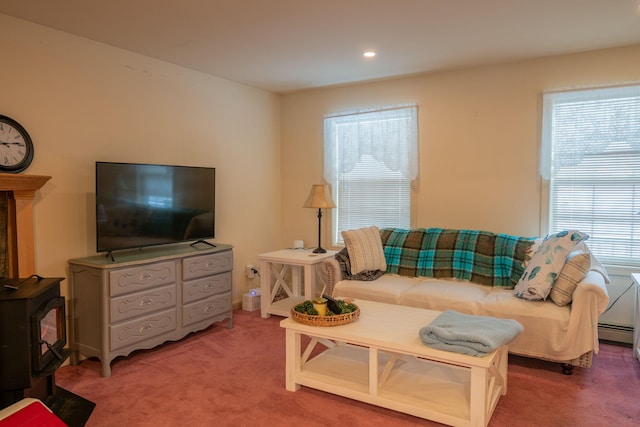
280;300;509;427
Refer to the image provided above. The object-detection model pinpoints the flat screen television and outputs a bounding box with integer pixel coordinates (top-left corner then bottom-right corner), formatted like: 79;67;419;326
96;162;215;253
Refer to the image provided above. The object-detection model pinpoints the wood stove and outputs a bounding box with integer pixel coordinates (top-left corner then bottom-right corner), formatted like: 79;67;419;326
0;277;94;425
0;277;70;406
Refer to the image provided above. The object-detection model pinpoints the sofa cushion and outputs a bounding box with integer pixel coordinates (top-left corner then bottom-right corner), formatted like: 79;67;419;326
549;246;591;306
342;226;387;274
380;228;534;288
397;278;490;312
514;230;588;301
333;274;418;304
335;248;384;281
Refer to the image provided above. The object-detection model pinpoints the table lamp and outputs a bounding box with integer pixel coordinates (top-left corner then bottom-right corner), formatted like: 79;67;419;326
303;184;336;253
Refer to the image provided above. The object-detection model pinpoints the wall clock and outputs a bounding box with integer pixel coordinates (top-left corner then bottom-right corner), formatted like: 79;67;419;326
0;115;34;173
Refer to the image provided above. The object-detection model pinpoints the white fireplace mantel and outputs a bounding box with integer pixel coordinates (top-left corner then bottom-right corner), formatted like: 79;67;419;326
0;173;51;277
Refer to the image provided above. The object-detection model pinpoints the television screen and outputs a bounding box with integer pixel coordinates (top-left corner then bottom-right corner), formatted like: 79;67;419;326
96;162;215;253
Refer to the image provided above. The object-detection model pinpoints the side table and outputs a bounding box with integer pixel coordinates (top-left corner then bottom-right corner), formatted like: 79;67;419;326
259;249;336;318
633;273;640;361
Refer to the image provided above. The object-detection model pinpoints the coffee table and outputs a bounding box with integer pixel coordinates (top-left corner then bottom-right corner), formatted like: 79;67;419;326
280;300;508;427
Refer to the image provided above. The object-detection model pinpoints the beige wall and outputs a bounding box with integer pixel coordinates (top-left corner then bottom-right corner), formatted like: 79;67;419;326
0;15;281;304
281;44;640;250
3;11;640;317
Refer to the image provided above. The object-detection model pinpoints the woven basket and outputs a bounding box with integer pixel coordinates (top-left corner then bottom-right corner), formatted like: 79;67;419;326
290;305;360;327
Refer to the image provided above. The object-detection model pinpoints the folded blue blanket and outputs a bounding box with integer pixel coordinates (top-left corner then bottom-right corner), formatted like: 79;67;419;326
419;310;523;356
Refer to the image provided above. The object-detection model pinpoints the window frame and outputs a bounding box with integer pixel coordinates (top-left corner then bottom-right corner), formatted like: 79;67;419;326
324;105;418;246
540;84;640;267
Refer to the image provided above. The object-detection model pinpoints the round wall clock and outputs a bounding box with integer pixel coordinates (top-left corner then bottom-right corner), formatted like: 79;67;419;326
0;115;34;173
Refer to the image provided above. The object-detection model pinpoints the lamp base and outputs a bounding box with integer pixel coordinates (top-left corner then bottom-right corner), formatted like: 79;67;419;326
313;247;327;254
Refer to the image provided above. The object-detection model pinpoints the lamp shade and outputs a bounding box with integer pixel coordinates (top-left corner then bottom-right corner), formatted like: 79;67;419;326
303;184;336;209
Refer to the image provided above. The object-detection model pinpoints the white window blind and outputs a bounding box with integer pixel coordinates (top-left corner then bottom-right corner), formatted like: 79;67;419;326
324;105;418;246
541;85;640;266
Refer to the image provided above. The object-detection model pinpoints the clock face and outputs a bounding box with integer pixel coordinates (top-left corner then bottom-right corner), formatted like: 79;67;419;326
0;115;34;173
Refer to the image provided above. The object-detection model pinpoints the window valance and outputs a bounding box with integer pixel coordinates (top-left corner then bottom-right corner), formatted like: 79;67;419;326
540;85;640;179
324;104;418;181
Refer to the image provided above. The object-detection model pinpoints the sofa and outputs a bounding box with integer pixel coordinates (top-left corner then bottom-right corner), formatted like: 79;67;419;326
322;227;610;373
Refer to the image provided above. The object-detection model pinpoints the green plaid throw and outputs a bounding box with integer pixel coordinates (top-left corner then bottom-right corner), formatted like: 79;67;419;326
380;228;534;288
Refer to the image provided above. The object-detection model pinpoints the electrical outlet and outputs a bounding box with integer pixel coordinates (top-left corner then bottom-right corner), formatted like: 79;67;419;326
245;264;256;279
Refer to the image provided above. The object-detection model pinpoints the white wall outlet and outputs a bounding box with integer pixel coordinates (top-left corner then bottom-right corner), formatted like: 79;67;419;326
245;264;256;279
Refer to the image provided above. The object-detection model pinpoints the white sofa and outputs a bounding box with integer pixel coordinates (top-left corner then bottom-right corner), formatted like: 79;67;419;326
323;227;610;373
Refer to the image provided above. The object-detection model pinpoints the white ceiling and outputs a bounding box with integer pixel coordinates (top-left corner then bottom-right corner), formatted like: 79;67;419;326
1;0;640;93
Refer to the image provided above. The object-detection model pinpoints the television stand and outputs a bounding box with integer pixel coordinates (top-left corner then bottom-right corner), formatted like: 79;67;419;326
68;243;233;377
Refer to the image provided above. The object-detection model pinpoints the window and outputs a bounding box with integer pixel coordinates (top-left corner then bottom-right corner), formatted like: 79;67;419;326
324;105;418;246
541;85;640;266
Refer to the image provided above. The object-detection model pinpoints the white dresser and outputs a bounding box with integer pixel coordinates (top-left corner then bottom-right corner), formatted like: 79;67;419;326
68;244;233;376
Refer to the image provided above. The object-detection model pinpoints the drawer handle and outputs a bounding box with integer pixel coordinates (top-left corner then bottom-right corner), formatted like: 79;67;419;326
139;323;153;333
140;273;153;281
204;304;216;312
206;262;215;268
139;298;153;307
204;284;214;291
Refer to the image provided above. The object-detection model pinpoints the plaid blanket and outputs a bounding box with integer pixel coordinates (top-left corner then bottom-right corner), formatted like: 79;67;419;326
380;228;534;288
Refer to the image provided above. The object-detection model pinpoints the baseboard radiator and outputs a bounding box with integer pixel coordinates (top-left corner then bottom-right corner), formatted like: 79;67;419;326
598;323;633;344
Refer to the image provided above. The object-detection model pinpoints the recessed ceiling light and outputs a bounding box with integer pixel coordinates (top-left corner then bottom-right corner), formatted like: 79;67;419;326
363;51;376;58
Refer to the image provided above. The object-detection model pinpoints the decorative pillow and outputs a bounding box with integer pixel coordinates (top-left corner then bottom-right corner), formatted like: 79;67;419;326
523;238;544;266
549;246;591;307
341;226;387;275
335;248;384;281
514;230;588;301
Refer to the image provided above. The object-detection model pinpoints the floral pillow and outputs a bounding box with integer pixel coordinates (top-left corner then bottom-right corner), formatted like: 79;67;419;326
514;230;589;301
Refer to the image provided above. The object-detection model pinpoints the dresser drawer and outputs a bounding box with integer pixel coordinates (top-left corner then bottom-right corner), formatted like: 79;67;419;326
182;272;232;304
110;261;176;297
110;284;177;323
183;251;233;280
110;308;177;351
182;292;231;327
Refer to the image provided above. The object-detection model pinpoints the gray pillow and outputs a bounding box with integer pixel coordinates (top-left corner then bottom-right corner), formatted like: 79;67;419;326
335;248;384;281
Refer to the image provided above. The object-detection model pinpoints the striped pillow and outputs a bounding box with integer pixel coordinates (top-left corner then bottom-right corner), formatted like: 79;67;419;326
549;248;591;306
341;226;387;275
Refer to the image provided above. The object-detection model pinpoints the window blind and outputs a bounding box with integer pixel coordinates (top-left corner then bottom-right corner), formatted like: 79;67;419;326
542;85;640;266
324;105;417;245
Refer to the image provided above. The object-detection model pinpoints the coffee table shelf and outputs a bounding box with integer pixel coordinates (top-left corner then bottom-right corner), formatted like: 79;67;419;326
281;300;508;427
298;344;472;421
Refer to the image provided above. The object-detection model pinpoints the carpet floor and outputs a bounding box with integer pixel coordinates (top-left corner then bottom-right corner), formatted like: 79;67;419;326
56;309;640;427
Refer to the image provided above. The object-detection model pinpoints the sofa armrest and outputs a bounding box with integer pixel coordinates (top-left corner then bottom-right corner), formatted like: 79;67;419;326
573;270;610;315
321;258;343;297
570;270;610;354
